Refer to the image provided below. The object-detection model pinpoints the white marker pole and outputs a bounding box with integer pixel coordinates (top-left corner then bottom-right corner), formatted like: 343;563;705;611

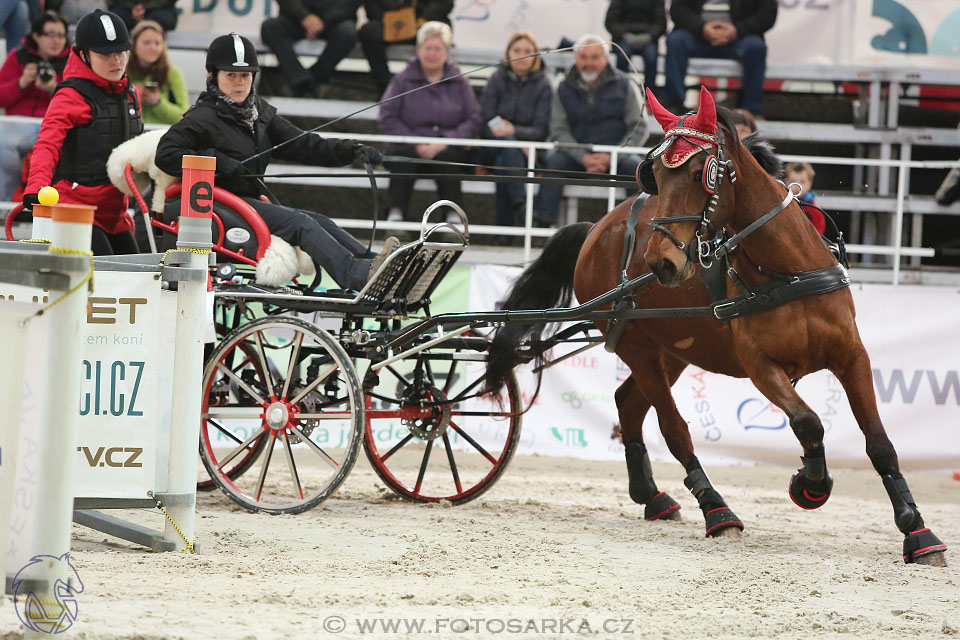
26;203;93;638
163;155;215;551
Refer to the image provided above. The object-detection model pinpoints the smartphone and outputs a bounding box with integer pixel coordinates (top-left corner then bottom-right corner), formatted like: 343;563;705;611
487;115;506;130
144;81;159;90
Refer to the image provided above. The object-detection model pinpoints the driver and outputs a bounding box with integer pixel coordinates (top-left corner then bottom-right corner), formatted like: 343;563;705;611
155;33;397;290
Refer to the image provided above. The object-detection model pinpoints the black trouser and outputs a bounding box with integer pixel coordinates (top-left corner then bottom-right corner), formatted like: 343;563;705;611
91;227;139;256
260;17;357;89
244;197;373;290
385;145;471;220
358;21;412;95
109;4;178;32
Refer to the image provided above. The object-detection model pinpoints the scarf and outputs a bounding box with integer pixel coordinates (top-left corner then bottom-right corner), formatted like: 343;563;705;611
205;75;259;131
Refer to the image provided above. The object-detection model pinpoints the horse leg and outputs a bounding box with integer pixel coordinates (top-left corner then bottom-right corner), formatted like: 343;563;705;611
616;376;682;521
621;346;744;538
738;356;836;509
833;348;947;566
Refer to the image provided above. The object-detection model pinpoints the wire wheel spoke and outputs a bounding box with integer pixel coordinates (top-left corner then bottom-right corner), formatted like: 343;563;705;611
382;432;414;462
442;433;463;494
448;421;496;464
255;431;279;501
289;425;340;470
282;432;304;500
280;332;304;400
289;363;339;406
217;427;267;470
254;331;277;399
207;418;244;445
216;361;267;406
414;440;434;494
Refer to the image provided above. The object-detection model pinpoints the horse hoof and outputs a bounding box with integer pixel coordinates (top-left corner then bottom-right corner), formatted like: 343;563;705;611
644;491;681;521
914;551;947;567
903;528;947;565
788;469;832;510
704;506;744;538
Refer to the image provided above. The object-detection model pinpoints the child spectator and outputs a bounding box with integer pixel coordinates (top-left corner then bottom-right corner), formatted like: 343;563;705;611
22;9;144;254
604;0;666;94
731;107;757;139
480;30;552;227
0;10;69;201
107;0;177;33
785;161;825;234
360;0;453;96
378;21;482;222
126;20;188;124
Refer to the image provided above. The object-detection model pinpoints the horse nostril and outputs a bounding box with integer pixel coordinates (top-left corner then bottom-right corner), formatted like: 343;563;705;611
657;259;677;281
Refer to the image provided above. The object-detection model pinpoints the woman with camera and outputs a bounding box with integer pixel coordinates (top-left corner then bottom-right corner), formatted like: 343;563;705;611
126;20;188;124
0;10;69;201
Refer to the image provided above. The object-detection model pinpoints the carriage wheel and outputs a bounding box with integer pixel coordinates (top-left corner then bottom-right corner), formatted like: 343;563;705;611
197;338;268;491
200;316;364;514
363;342;522;504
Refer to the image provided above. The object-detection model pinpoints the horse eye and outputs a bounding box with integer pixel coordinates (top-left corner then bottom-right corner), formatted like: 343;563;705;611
694;171;703;182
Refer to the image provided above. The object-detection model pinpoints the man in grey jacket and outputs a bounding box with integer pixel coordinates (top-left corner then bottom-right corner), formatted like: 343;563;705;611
536;34;646;227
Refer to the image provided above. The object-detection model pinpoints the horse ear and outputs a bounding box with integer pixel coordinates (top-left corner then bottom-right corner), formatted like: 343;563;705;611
646;87;679;132
692;85;718;135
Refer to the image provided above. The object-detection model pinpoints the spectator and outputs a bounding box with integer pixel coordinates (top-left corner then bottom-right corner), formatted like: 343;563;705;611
1;0;30;54
156;33;394;290
535;35;646;227
785;161;825;234
260;0;360;98
126;20;188;124
47;0;108;27
604;0;666;94
664;0;777;115
480;30;552;228
378;21;482;222
23;9;144;254
730;107;756;138
107;0;177;33
0;10;69;201
360;0;452;96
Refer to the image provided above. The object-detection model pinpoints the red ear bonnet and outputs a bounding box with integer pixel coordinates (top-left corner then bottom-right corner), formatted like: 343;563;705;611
647;86;720;168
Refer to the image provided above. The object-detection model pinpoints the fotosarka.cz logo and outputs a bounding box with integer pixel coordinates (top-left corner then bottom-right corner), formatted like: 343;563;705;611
11;553;84;634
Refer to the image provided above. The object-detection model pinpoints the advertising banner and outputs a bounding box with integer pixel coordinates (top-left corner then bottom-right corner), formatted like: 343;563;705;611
175;0;960;69
4;271;165;579
469;265;960;470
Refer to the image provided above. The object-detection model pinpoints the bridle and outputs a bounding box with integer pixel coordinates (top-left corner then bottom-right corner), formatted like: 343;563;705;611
639;114;737;270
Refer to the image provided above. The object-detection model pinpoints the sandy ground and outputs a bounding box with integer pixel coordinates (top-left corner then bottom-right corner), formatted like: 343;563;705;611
2;454;959;640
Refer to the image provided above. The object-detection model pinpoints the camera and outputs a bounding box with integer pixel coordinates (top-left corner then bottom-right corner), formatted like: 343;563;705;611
37;61;55;83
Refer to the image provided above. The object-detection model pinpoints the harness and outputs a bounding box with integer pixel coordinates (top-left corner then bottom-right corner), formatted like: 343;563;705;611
604;119;850;352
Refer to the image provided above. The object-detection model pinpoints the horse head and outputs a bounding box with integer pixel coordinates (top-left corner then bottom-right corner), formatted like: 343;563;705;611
641;86;776;286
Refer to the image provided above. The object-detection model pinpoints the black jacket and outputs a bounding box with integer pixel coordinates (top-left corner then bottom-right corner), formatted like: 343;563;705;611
155;92;357;198
670;0;777;39
276;0;362;26
363;0;453;24
604;0;667;41
480;68;552;142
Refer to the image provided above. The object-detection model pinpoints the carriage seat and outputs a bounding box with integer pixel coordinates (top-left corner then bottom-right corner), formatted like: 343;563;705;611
106;130;309;286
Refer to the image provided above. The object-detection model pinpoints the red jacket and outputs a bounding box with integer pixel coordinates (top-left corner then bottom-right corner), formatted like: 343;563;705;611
26;48;140;234
0;41;69;117
800;201;826;235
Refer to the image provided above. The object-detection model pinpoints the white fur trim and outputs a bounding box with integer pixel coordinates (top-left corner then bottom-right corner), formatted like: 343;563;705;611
106;130;178;213
295;247;316;277
255;235;300;286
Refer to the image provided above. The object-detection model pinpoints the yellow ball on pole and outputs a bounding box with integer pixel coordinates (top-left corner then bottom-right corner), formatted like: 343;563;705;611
38;186;59;206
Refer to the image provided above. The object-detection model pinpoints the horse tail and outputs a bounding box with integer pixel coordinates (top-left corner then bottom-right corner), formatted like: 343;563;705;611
482;222;593;396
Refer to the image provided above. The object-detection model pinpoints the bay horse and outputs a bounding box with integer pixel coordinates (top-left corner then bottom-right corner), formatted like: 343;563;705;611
483;86;947;566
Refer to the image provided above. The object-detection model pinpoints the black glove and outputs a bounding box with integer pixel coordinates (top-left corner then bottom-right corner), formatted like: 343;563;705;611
350;142;383;167
206;149;245;177
22;193;40;213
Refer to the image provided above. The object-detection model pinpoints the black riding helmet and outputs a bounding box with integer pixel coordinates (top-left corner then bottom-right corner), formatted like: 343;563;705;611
206;33;260;74
75;9;130;54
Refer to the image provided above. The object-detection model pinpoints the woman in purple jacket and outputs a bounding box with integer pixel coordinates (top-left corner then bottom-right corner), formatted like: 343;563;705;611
377;21;482;222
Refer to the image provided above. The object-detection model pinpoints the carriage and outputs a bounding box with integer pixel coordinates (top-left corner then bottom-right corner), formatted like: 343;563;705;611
4;86;947;565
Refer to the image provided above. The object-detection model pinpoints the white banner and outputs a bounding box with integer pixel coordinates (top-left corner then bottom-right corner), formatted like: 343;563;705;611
469;265;960;470
3;271;167;579
174;0;960;69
